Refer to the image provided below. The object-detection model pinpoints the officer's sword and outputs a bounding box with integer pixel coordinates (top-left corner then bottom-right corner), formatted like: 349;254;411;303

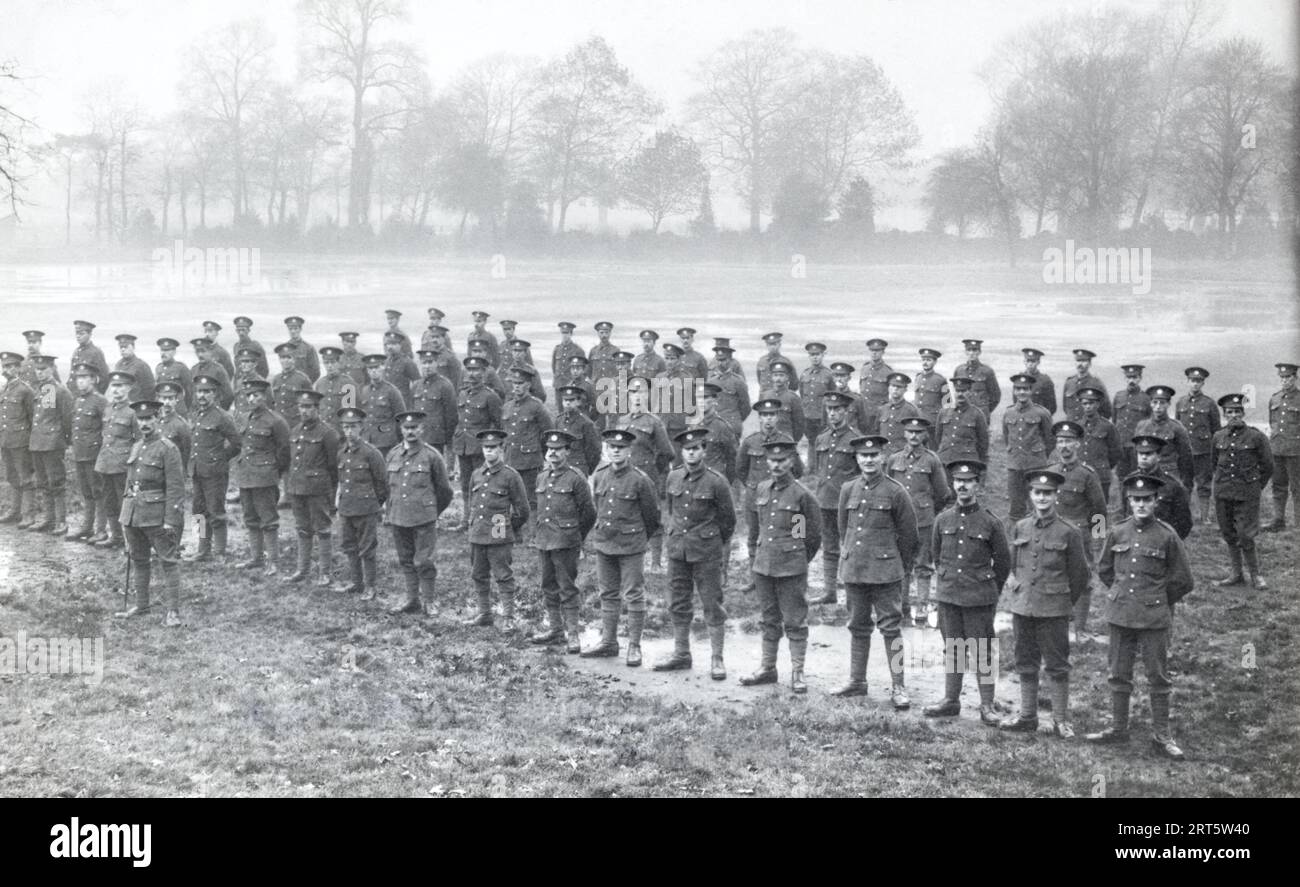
122;547;131;598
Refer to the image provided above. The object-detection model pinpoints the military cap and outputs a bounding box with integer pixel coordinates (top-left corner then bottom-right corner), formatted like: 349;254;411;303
130;400;163;419
362;354;387;368
557;321;576;333
762;332;783;344
499;319;517;329
383;331;403;343
900;416;932;431
614;351;635;363
1218;393;1247;410
21;330;44;341
73;320;96;332
0;352;26;366
414;348;437;359
1076;386;1105;401
865;338;888;349
1072;348;1097;360
72;363;100;377
626;375;652;392
284;316;305;327
753;398;784;413
507;365;536;380
235;348;259;362
202;320;222;332
1146;385;1176;401
472;310;490;321
385;308;402;318
157;337;180;350
1184;366;1210;381
886;372;911;387
639;329;660;341
296;389;325;405
769;359;794;375
557;386;588;401
1131;434;1166;452
594;321;614;332
193;375;222;391
701;382;722;396
463;356;490;369
829;361;855;375
961;338;984;348
762;435;799;456
426;307;445;320
115;333;138;343
339;331;360;342
850;435;890;454
805;342;827;354
476;429;508;444
662;343;684;357
233;316;254;327
823;391;854;408
274;342;298;357
544;430;576;448
1053;420;1084;439
945;459;985;479
712;342;735;354
319;346;343;359
919;348;942;360
677;327;697;337
1122;473;1164;495
107;370;136;385
1120;364;1145;375
155;381;184;397
1277;363;1299;377
713;337;733;349
1021;347;1044;359
1027;469;1065;490
569;354;589;365
338;407;366;423
467;336;492;350
1009;373;1035;387
675;427;710;447
29;354;56;367
396;411;427;425
950;373;973;389
510;338;531;349
242;378;271;392
602;428;636;446
427;325;450;336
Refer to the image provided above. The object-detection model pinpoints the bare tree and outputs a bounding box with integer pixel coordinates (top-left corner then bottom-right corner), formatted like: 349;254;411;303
0;59;32;217
445;53;540;180
620;129;706;233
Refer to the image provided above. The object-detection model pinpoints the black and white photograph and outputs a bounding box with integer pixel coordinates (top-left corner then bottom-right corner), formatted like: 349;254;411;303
0;0;1296;813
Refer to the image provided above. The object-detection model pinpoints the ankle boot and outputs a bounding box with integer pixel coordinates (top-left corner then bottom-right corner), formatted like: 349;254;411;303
652;623;693;670
463;592;493;626
580;608;620;657
708;623;726;680
263;529;281;577
90;505;107;542
391;573;423;614
28;491;53;531
315;536;334;587
831;636;869;696
286;535;312;582
564;611;582;654
740;637;779;685
95;518;124;548
70;500;94;539
1149;694;1184;759
17;489;39;529
1086;692;1131;743
1243;548;1267;590
625;611;645;667
1001;677;1039;731
788;638;808;694
531;607;567;645
341;556;364;594
1049;677;1073;738
235;530;265;569
924;672;963;717
50;496;68;535
1214;546;1245;587
213;524;228;558
360;557;378;600
188;532;213;562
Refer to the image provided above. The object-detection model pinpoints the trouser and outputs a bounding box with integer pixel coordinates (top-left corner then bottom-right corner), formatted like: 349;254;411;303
539;547;581;613
1272;454;1300;523
390;521;439;582
1006;468;1035;521
74;460;101;512
30;448;67;498
1106;624;1171;698
745;506;760;559
457;453;484;509
124;524;181;610
595;551;646;613
192;471;230;533
819;507;840;590
98;472;126;533
240;485;280;532
846;580;905;681
1216;494;1261;554
1191;451;1214;505
909;528;934;613
755;573;809;643
936;602;998;685
339;513;379;562
471;542;516;603
290;493;332;538
1012;613;1070;681
2;445;33;494
667;551;727;627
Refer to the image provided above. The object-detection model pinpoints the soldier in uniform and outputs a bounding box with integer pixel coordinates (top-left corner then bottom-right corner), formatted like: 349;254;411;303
554;386;602;475
888;417;952;625
633;329;667;379
957;339;1001;418
92;371;138;548
0;352;35;527
271;343;312;422
19;330;61;387
117;399;187;627
285;390;340;587
419;308;450;354
69;320;110;393
1077;386;1124;505
1000;469;1090;738
1086;474;1194;760
26;355;73;534
154;339;193;415
232;379;291;575
114;334;156;402
385;411;455;614
498;318;530;369
1112;364;1151;483
694;383;738;484
1021;347;1057;415
452;356;503;524
755;332;787;391
282;316;320;382
1048;421;1107;641
828;361;877;434
502;365;553;516
739;436;821;694
190;338;234;410
382;331;421;407
529;429;597;653
758;359;805;443
464;429;530;631
1265;361;1300;531
707;337;745;378
1132;435;1193;540
1210;393;1274;590
230;348;264;420
1177;366;1221;523
68;364;108;540
653;428;737;678
798;342;834;450
334;407;389;599
937;373;989;466
567;355;599;425
337;331;368;388
314;347;351;432
588;322;621;396
614;376;674;570
507;339;547;402
468;338;508;401
676;327;709;380
232;316;270;379
1062;348;1110;421
551;322;584;394
913;348;949;445
877;372;921;454
922;460;1011;725
1002;373;1056;522
410;349;458;457
468;311;501;368
809;391;860;605
858;338;893;409
202;320;235;379
737;399;805;592
155;382;192;474
186;375;240;562
581;428;661;666
1135;385;1194;491
418;325;461;391
384;309;414;358
707;342;751;437
657;343;694;460
360;354;405;457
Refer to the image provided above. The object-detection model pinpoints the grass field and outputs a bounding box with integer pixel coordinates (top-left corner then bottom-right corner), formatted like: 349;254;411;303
0;255;1296;797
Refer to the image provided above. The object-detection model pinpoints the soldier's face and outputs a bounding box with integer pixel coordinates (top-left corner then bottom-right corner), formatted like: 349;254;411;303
606;442;630;467
35;365;54;383
965;347;980;364
401;421;422;444
419;357;435;375
387;316;400;330
466;367;484;384
75;375;94;394
1014;385;1031;403
758;412;778;433
342;422;363;444
161;348;176;361
160;395;178;415
138;415;158;436
299;403;319;422
1126;374;1141;390
1136;449;1159;472
1152;399;1169;419
119;342;134;357
832;373;850;389
510;379;530;397
196;388;215;408
342;340;358;353
954;386;969;405
238;360;256;375
628;390;648;413
766;341;780;354
809;352;823;366
26;339;41;355
680;334;693;349
386;342;400;356
204;326;220;341
1081;398;1099;416
1224;406;1245;427
570;361;585;378
826;403;846;427
771;370;788;389
713;350;729;365
904;428;926;448
280;355;295;372
560;331;572;342
598;330;610;343
481;442;503;465
75;328;90;344
561;394;581;414
953;476;978;502
324;359;341;377
1282;373;1297;391
286;326;302;341
236;324;251;337
367;366;384;384
856;450;883;476
682;442;705;468
1129;493;1157;520
921;356;935;372
641;339;655;353
701;393;717;415
888;383;905;403
545;445;569;468
665;355;679;370
1030;487;1057;514
868;347;884;362
767;453;793;478
247;391;266;409
1;364;14;380
108;383;129;403
1188;378;1203;394
1024;356;1039;371
1075;359;1091;375
1058;437;1079;461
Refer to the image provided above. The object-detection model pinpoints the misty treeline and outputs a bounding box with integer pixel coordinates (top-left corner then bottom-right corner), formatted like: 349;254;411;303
0;0;1295;261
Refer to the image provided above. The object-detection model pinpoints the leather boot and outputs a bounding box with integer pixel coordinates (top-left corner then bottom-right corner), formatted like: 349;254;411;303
90;505;107;543
738;556;756;593
263;529;281;577
187;531;213;562
96;518;124;549
708;623;726;680
625;611;645;667
213;524;228;558
391;573;423;614
788;638;808;694
235;530;265;569
531;607;566;645
977;677;999;725
815;554;838;604
830;636;869;696
360;557;378;601
116;561;152;618
49;496;68;535
1213;546;1245;587
1243;548;1267;590
1001;677;1040;731
924;672;963;717
564;611;582;654
0;488;21;523
1086;692;1131;743
580;608;620;657
462;592;493;625
652;623;693;671
500;593;516;633
286;535;312;582
70;500;94;539
315;536;334;588
340;556;364;594
739;637;779;685
419;575;438;616
17;489;38;529
1050;677;1073;738
1149;694;1184;759
29;490;54;532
